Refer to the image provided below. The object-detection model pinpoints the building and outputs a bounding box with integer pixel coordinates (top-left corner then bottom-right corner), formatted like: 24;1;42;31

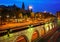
56;11;60;20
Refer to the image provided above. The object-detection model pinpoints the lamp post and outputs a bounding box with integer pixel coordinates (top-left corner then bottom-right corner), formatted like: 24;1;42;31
7;29;11;37
29;6;33;12
28;25;33;28
29;6;32;10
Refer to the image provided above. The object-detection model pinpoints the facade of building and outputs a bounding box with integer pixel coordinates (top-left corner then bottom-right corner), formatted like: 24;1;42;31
56;11;60;20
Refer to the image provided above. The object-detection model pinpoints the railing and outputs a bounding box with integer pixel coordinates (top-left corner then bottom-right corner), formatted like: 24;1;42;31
0;22;45;37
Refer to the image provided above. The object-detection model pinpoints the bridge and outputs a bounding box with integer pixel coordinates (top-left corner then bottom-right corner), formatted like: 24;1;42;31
0;19;57;42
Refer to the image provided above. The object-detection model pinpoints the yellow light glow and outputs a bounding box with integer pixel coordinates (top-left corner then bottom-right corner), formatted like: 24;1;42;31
49;23;53;30
9;33;14;37
45;24;49;33
27;26;34;33
27;28;33;31
53;24;54;28
3;35;8;39
40;28;45;36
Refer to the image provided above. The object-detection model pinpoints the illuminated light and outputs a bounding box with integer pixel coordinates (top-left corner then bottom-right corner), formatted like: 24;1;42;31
17;36;27;42
46;27;49;31
17;37;24;41
50;25;52;30
31;31;39;41
9;33;14;37
31;25;33;27
3;35;8;39
27;27;34;39
18;19;22;22
27;28;34;32
49;23;53;30
53;24;54;28
27;25;34;33
40;28;45;36
29;6;32;10
28;25;33;28
45;24;49;33
15;19;18;22
26;19;29;21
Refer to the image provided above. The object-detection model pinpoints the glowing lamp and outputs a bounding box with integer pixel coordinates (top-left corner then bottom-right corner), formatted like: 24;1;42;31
29;6;32;10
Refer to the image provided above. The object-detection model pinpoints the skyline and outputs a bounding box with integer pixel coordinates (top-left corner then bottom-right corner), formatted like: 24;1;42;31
0;0;60;14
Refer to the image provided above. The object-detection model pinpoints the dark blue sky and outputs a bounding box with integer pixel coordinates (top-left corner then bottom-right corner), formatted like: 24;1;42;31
0;0;60;14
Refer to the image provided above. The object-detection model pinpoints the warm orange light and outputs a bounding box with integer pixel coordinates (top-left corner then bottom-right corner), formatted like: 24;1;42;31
40;28;45;36
17;36;26;42
32;31;38;41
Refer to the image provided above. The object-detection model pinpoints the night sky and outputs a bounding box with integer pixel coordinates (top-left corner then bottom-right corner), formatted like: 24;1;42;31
0;0;60;14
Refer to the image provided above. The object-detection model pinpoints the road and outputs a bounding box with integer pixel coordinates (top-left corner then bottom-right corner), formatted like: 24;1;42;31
0;19;46;30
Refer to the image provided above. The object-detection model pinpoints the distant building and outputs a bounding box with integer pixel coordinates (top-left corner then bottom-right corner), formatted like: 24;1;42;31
56;11;60;20
22;2;25;10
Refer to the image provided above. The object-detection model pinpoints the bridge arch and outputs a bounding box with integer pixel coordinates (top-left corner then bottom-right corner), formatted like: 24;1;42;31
31;30;39;42
49;23;53;30
15;35;29;42
44;23;50;33
40;26;45;37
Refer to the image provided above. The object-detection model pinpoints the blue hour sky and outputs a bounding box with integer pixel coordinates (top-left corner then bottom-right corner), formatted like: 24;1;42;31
0;0;60;14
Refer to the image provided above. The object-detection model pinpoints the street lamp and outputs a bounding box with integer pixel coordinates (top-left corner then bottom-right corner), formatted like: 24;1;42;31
29;6;32;10
7;29;12;37
29;6;33;12
28;25;33;28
